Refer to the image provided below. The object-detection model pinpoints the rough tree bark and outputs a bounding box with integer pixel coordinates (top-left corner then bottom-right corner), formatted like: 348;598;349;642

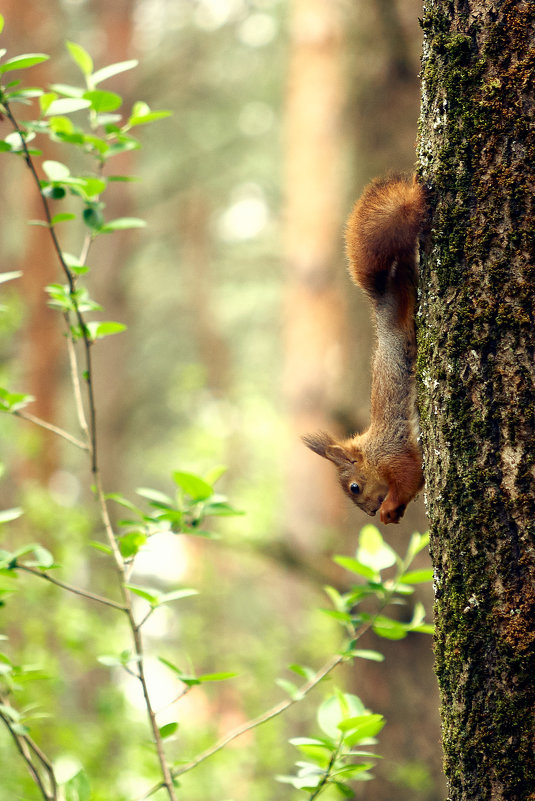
417;2;534;800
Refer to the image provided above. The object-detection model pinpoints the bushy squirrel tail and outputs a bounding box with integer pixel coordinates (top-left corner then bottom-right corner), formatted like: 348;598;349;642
345;173;426;324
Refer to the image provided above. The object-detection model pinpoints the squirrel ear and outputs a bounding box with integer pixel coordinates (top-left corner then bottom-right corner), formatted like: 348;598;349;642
303;432;353;466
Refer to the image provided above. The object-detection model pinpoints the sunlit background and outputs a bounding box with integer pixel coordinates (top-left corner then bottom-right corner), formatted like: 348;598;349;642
0;1;444;799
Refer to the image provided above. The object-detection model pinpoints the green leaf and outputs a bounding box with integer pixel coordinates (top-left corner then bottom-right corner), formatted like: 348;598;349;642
407;531;431;559
48;83;85;99
203;500;244;517
85;321;127;340
99;217;146;233
288;663;316;681
39;92;57;115
82;206;104;230
92;59;138;85
172;471;213;501
62;252;89;275
26;545;54;568
400;568;434;585
337;713;385;738
411;623;434;634
0;53;49;75
203;464;227;485
125;585;159;606
66;41;93;76
42;160;71;181
77;177;106;198
45;97;91;116
290;742;332;767
159;722;178;739
275;678;304;701
158;657;183;676
136;487;173;506
349;649;385;662
130;100;150;117
128;109;172;127
289;737;334;749
4;130;35;150
0;388;34;412
42;185;66;200
197;671;237;682
89;541;112;555
97;654;123;667
105;492;141;514
332;763;376;780
51;213;76;225
159;589;199;604
0;271;23;284
0;508;23;524
64;769;91;801
357;525;397;572
0;15;4;35
84;89;122;113
372;615;408;640
317;693;365;739
118;531;147;558
333;555;377;580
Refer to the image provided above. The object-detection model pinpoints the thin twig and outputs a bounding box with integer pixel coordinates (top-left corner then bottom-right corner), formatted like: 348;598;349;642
25;737;59;800
135;606;155;632
65;328;91;446
308;741;339;800
0;707;53;801
134;653;346;801
12;409;89;451
135;567;414;801
17;565;127;611
3;97;177;801
93;471;178;801
3;100;97;469
175;653;345;776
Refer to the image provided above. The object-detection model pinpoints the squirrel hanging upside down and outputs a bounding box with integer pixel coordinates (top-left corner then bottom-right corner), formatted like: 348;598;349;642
303;173;426;525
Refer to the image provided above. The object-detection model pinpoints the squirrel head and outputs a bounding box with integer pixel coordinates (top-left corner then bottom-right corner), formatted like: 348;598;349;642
303;431;389;518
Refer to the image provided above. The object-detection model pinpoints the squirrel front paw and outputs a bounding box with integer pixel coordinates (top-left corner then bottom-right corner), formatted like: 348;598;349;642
380;500;406;525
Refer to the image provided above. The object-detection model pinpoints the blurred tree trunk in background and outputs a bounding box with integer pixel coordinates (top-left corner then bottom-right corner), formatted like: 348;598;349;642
418;2;535;799
0;0;65;483
282;0;349;550
179;191;231;399
87;0;136;490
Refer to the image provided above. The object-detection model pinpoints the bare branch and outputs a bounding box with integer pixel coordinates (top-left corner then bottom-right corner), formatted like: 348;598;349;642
17;565;127;612
12;409;89;451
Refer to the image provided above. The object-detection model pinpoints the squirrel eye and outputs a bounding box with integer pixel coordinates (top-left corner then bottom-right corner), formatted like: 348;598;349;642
349;482;360;495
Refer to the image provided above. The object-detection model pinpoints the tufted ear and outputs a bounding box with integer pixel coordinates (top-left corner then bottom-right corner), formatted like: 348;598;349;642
302;432;353;466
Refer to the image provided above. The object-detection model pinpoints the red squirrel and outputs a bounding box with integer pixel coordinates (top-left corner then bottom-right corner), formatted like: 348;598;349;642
303;173;426;524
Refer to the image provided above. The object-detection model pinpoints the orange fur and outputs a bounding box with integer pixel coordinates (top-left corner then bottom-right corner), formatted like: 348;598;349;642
304;174;426;524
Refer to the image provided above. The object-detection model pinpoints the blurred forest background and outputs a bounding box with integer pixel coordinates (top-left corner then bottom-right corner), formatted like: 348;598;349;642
0;0;445;799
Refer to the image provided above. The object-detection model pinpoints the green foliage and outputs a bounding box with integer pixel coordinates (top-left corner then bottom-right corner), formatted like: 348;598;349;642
277;528;433;798
0;15;435;801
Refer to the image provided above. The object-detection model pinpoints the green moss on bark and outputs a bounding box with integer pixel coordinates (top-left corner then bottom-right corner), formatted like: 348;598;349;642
417;1;535;799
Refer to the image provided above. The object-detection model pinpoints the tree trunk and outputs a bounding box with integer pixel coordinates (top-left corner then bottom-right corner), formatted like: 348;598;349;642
0;0;65;483
282;0;349;548
417;2;535;799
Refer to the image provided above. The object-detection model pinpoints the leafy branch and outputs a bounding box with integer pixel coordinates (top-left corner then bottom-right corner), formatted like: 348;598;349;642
0;29;179;801
137;528;432;800
0;17;435;801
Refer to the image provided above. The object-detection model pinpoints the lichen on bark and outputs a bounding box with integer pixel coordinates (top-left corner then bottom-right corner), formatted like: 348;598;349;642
416;1;535;799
